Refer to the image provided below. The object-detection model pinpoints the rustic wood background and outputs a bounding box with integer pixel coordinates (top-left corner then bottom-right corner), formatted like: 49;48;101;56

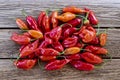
0;0;120;80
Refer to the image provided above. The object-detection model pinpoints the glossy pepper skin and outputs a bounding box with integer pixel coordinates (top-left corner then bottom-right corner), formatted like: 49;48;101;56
63;6;86;13
84;8;98;25
11;33;31;45
52;42;64;52
49;26;62;42
14;59;36;70
78;26;96;43
66;54;81;60
64;47;81;55
45;59;70;70
80;52;103;64
39;56;56;61
38;11;46;31
56;12;76;22
20;40;39;58
70;60;94;71
62;36;78;48
28;30;43;39
85;45;108;55
50;11;58;28
99;33;107;46
16;18;29;30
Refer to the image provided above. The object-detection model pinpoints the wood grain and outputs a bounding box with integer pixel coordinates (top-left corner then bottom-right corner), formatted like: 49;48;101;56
0;29;119;58
0;59;119;80
0;0;120;28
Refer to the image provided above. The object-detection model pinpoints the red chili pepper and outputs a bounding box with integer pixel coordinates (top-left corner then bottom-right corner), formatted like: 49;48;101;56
49;26;62;42
66;54;81;60
39;48;60;56
70;60;94;71
50;11;58;28
88;37;99;45
19;45;26;52
45;59;70;70
20;40;39;58
16;18;29;30
85;45;108;55
62;36;78;48
38;11;46;32
63;6;86;13
11;32;31;45
52;42;64;52
84;8;98;25
23;32;32;38
39;56;56;61
42;11;50;32
80;52;103;64
14;59;36;70
28;53;36;59
99;33;107;46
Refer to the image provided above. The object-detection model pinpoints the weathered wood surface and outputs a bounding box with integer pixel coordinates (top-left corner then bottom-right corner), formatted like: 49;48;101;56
0;29;120;58
0;0;120;80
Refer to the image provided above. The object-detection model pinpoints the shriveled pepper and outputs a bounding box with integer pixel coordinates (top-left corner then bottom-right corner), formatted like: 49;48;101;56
56;12;76;22
62;36;78;48
11;32;31;45
20;40;39;58
16;18;29;30
63;47;81;55
14;59;36;70
28;30;43;39
99;33;107;46
85;45;108;55
80;52;103;64
70;60;94;71
50;11;58;28
63;6;86;13
52;42;64;52
39;56;56;61
45;59;70;70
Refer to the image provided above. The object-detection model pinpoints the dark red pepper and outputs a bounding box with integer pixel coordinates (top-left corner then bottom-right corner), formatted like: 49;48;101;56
52;42;64;52
66;54;81;60
88;37;99;45
45;59;70;70
70;60;94;71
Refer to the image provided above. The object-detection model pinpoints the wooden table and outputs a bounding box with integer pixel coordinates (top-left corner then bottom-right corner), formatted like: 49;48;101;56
0;0;120;80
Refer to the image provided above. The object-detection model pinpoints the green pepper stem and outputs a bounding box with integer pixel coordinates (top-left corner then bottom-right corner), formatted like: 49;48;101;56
96;24;100;35
21;9;28;17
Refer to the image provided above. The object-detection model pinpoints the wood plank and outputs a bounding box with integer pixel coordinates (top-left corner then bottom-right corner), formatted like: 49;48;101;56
0;29;120;58
0;0;120;28
0;59;119;80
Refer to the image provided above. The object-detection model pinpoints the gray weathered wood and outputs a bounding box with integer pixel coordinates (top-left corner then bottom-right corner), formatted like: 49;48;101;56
0;59;119;80
0;0;120;28
0;29;119;58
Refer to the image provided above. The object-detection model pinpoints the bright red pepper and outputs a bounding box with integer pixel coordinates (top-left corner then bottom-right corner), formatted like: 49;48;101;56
39;56;56;61
11;33;31;45
45;59;70;70
80;52;103;64
66;54;81;60
49;26;62;42
62;36;78;48
85;45;108;55
14;59;36;70
38;11;46;32
70;60;94;71
52;42;64;52
84;8;98;25
50;11;58;28
19;45;26;52
20;40;39;58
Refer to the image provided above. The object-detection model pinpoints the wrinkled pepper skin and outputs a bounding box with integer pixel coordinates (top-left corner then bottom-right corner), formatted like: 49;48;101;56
14;59;36;70
63;6;86;13
11;33;31;45
70;60;94;71
16;18;29;30
45;59;70;70
85;45;108;55
20;40;39;58
56;12;76;22
62;36;78;48
52;42;64;52
80;52;103;64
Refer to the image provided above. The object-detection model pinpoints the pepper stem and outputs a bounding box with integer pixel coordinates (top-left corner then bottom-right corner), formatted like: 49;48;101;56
45;9;50;16
96;24;100;35
76;15;86;19
21;9;28;17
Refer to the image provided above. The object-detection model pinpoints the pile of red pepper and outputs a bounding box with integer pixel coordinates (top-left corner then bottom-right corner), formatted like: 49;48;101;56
11;6;108;71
